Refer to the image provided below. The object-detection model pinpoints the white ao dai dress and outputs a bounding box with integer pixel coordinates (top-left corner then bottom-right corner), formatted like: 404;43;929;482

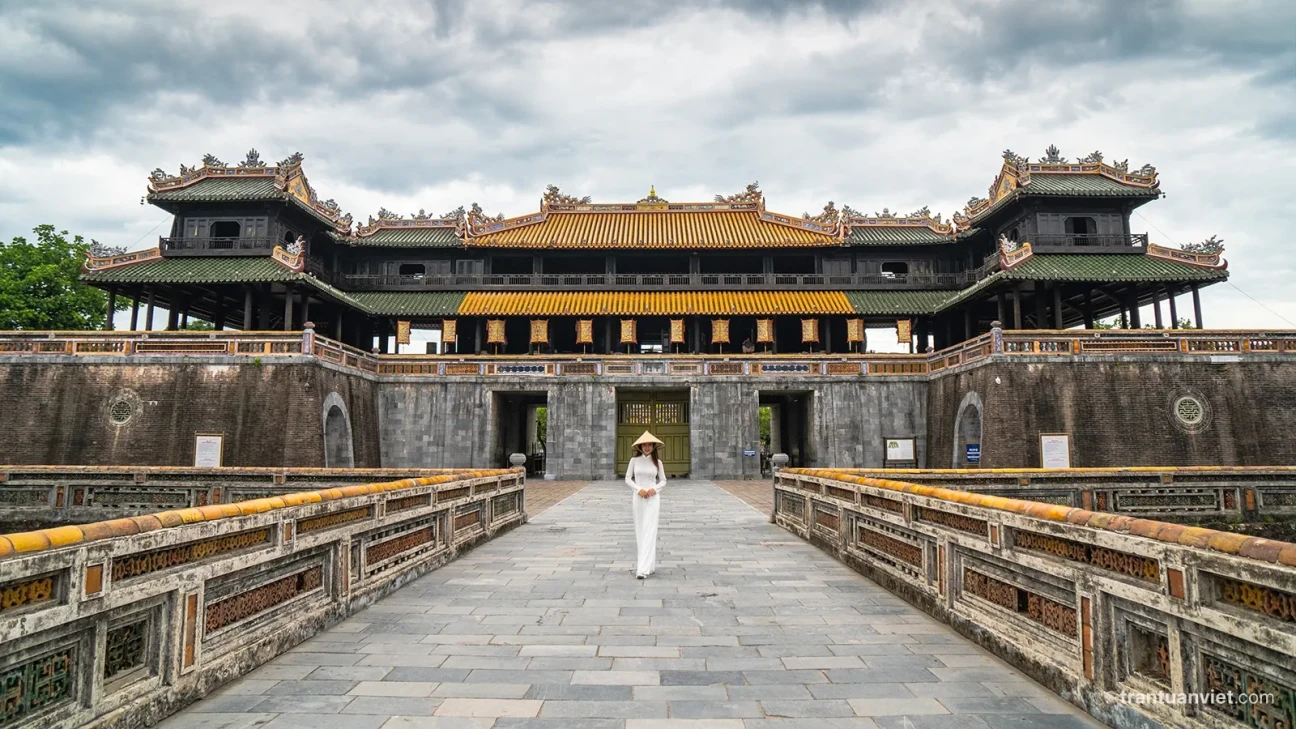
624;454;666;576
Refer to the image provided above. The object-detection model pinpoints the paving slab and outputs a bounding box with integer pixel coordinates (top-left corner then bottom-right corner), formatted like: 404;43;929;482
162;480;1101;729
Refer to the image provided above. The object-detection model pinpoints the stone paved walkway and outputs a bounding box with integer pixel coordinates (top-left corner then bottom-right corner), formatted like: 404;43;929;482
160;480;1103;729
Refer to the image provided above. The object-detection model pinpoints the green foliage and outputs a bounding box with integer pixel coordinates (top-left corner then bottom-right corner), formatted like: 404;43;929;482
759;406;771;450
1180;235;1223;254
0;225;122;330
535;406;548;447
184;320;215;331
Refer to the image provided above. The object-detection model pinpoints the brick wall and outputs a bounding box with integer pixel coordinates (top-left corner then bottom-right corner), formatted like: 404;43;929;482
926;357;1296;468
0;359;379;468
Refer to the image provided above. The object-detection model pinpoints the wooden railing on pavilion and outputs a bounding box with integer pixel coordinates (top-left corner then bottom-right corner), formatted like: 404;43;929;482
160;236;279;255
339;270;978;291
1;328;1294;379
1027;233;1149;253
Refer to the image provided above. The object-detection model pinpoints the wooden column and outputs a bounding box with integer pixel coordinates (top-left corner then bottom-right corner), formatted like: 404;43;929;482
1052;285;1064;329
105;287;116;330
1152;288;1164;329
1120;306;1128;329
283;286;295;331
1082;289;1094;329
145;288;156;330
1012;290;1022;330
257;285;271;330
300;291;310;326
243;287;254;331
213;298;226;331
130;289;141;331
378;319;389;353
823;317;831;353
996;292;1006;326
1168;285;1179;328
964;308;973;340
167;297;179;330
1033;289;1046;330
1128;286;1142;329
1191;284;1204;328
335;313;343;341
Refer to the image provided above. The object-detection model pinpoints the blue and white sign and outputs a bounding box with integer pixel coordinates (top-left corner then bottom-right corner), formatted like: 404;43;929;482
965;444;981;464
742;449;757;457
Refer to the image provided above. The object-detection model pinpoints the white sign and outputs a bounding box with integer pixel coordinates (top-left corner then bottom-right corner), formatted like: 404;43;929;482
885;438;916;462
1040;434;1071;469
194;434;224;468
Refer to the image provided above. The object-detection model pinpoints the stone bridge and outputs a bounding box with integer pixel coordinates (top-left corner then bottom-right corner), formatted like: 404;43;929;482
3;472;1294;729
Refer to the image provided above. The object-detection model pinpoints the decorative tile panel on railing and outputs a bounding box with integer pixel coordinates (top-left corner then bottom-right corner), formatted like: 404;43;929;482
0;468;523;729
773;468;1296;729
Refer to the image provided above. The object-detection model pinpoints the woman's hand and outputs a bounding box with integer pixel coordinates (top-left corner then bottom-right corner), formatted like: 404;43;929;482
646;488;657;498
637;489;649;498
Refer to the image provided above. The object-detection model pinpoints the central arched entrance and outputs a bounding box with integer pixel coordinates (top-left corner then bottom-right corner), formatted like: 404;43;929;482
615;389;690;477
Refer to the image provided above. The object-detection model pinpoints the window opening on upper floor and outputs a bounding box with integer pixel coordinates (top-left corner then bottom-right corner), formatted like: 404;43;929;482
881;261;909;278
399;263;426;278
1065;216;1097;243
284;230;297;244
210;221;241;238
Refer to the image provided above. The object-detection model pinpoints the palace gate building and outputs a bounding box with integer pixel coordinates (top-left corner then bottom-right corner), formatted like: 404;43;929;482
33;146;1273;479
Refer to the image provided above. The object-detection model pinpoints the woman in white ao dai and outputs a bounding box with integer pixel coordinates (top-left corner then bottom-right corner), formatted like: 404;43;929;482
625;430;666;579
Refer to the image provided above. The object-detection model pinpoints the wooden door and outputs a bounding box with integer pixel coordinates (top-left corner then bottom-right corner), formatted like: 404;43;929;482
616;391;690;477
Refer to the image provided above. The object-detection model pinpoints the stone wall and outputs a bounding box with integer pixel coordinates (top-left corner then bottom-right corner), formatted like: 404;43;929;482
0;357;380;469
5;346;1296;476
0;468;524;729
927;357;1296;469
774;468;1296;729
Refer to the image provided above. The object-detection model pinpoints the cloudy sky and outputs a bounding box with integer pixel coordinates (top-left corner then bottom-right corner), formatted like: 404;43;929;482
2;0;1294;333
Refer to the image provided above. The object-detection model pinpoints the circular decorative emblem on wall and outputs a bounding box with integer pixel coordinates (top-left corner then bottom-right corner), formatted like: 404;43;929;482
106;391;141;427
1167;390;1211;434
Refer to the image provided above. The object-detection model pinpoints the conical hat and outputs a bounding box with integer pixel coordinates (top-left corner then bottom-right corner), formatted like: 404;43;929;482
632;431;664;447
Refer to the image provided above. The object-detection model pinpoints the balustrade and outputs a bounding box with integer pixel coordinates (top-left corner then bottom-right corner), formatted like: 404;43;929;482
773;469;1296;729
159;236;278;255
0;468;524;729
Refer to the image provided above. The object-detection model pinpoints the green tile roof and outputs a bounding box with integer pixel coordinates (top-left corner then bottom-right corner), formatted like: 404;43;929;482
1002;254;1228;282
936;254;1227;312
147;177;283;202
83;256;371;312
1020;174;1161;197
348;227;461;247
348;292;466;317
845;226;959;246
83;257;299;284
846;291;952;315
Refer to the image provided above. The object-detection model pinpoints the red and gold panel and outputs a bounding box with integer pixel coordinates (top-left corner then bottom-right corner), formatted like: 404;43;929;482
756;318;773;343
396;320;411;345
576;319;593;344
897;318;912;343
712;319;730;344
619;319;637;344
801;318;819;343
530;319;548;344
847;318;865;343
669;319;685;344
487;319;506;344
442;319;456;344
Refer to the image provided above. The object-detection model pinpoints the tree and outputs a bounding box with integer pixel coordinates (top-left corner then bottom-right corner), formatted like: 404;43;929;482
0;225;122;330
184;320;215;331
1180;235;1223;254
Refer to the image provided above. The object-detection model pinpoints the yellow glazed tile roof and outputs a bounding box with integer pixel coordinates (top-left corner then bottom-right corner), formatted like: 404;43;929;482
457;291;855;316
469;210;840;249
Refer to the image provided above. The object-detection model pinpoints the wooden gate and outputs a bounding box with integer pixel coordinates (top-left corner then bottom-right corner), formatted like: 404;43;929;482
616;391;690;477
